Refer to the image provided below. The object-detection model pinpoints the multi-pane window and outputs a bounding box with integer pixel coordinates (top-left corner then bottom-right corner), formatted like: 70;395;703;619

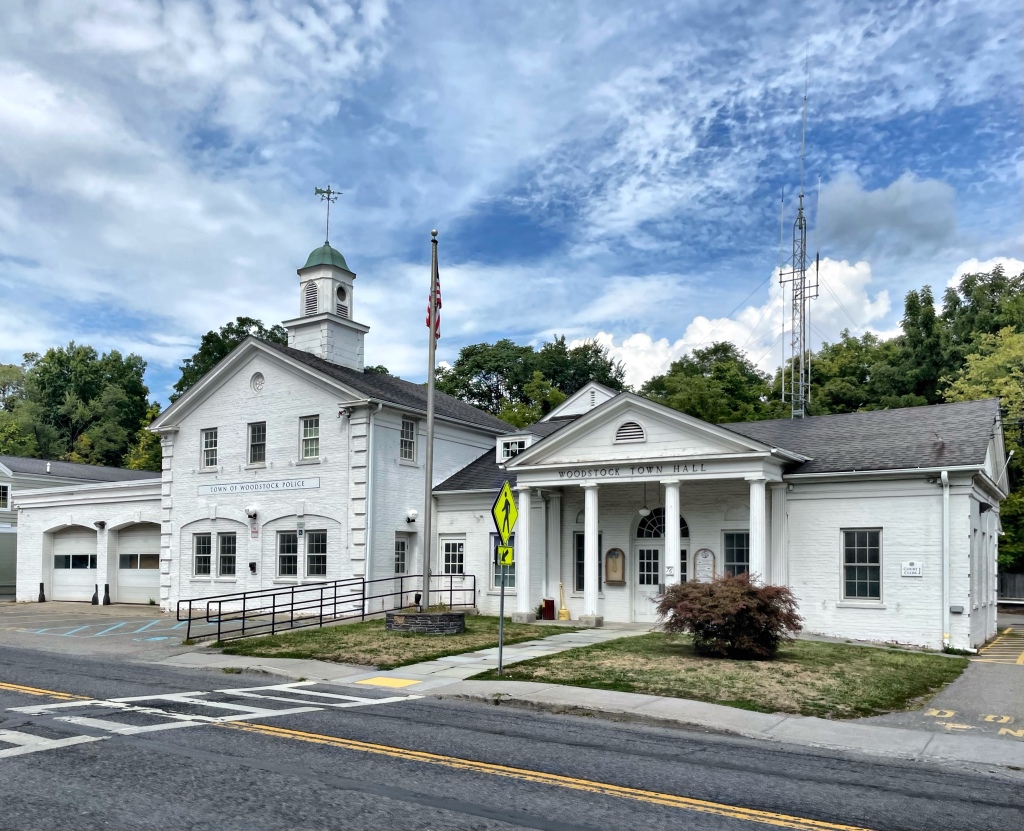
680;550;688;583
442;539;465;575
636;507;689;539
491;533;516;589
843;529;881;600
300;416;320;459
54;554;97;569
573;532;603;592
501;439;526;460
724;532;750;576
249;422;266;464
201;429;218;468
306;531;327;577
400;418;416;462
194;534;212;576
219;533;237;577
394;536;408;574
119;553;159;569
278;532;299;577
0;484;8;510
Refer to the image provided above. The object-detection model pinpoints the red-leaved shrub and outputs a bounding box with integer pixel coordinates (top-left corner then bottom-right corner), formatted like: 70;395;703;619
656;574;802;659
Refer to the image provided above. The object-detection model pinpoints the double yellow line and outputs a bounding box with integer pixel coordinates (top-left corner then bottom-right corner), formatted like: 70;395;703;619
1;679;873;831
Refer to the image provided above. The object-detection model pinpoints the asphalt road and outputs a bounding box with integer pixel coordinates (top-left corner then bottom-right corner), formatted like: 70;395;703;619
0;644;1021;831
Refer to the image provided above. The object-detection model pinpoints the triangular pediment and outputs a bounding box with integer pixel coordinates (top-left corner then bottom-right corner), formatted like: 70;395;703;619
508;393;772;468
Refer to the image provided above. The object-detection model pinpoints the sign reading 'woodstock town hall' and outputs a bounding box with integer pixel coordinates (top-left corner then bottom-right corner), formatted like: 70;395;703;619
557;463;710;479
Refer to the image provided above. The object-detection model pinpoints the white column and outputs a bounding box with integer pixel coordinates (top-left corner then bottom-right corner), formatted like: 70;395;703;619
515;486;532;617
770;483;787;585
546;492;562;600
663;479;681;586
747;477;767;584
582;483;600;618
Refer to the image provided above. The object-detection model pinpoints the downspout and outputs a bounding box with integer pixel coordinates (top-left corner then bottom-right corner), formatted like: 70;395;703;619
364;402;384;585
941;470;950;649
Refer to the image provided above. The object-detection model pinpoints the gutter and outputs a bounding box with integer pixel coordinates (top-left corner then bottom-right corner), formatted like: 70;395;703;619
785;464;982;480
941;470;950;649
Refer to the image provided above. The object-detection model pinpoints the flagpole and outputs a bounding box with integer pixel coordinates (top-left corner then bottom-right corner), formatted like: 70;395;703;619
420;230;439;611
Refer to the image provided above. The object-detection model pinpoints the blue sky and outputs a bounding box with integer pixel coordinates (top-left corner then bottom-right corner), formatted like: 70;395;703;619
0;0;1020;403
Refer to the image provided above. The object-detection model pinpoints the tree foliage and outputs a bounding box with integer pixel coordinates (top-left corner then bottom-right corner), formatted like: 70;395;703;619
657;574;803;659
172;317;288;401
124;403;164;472
437;336;626;417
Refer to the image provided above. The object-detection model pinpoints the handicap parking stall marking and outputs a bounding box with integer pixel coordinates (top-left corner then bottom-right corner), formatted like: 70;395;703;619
11;618;218;639
2;681;422;760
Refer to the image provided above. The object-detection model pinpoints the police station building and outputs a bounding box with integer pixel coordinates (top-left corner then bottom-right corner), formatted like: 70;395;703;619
13;239;1010;651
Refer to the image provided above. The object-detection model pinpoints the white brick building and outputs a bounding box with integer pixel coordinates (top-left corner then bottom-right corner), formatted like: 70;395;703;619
12;239;1010;650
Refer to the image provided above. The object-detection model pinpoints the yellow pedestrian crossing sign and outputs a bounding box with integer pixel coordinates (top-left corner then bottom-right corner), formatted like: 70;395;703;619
491;480;518;545
497;546;514;566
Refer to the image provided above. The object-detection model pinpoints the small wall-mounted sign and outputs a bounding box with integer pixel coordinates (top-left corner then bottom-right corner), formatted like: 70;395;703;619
604;548;625;584
694;549;715;583
901;561;923;577
297;521;305;538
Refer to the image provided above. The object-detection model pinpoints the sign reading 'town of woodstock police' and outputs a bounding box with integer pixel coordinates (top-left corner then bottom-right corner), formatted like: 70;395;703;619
197;478;321;496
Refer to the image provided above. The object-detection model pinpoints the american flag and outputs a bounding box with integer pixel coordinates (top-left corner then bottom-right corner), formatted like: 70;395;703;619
426;268;441;340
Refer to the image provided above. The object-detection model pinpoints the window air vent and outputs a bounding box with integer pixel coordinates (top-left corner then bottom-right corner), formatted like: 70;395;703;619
336;303;349;318
615;421;646;443
303;282;318;316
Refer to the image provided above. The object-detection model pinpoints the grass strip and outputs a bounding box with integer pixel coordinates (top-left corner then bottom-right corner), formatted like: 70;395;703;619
474;633;967;719
219;616;579;670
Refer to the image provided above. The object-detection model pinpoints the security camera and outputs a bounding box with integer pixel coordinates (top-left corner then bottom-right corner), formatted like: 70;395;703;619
244;506;258;519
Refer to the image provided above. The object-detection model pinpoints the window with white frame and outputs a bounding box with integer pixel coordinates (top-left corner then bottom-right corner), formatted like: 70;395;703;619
679;549;688;583
394;535;408;574
306;531;327;577
249;421;266;464
218;533;237;576
399;418;416;462
300;416;320;459
201;429;218;468
491;533;515;589
573;532;603;592
724;532;749;576
278;531;299;577
0;484;8;510
442;538;465;575
843;529;881;600
501;439;526;460
194;534;212;576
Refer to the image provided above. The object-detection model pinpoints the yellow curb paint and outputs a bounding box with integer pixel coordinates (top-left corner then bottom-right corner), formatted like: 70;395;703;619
355;677;421;688
220;721;874;831
0;681;89;701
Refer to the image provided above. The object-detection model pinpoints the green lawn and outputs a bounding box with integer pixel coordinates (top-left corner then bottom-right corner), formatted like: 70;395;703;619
474;633;968;719
218;616;577;670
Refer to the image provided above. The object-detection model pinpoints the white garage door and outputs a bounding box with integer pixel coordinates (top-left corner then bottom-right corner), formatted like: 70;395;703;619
117;524;160;604
52;527;97;602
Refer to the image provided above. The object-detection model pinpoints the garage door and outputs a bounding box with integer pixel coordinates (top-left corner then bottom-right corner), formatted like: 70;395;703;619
116;523;160;604
52;527;97;602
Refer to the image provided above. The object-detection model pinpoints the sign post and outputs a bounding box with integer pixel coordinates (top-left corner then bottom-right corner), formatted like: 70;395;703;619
491;480;518;676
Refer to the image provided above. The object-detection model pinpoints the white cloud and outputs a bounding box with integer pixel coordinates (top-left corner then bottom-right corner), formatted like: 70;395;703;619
947;257;1024;290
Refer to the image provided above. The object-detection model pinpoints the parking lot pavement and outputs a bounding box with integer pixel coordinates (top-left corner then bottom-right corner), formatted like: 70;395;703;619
860;624;1024;743
0;602;213;659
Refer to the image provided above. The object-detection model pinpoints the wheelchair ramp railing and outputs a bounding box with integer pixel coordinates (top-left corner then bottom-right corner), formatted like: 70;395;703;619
176;573;477;642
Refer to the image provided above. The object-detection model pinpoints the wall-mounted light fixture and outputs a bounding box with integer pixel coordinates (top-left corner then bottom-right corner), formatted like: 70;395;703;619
406;509;418;523
93;520;106;529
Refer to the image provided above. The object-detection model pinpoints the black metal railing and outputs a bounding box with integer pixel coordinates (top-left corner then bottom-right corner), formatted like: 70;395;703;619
176;573;477;642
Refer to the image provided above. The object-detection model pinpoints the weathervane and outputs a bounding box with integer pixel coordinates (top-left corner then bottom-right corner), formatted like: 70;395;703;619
314;186;341;245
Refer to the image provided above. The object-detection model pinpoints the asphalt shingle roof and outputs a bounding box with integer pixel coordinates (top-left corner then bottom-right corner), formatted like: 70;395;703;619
0;456;159;482
723;398;1000;475
265;341;513;434
435;398;1001;492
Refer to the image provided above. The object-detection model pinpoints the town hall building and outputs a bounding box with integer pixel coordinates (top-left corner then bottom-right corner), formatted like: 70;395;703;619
12;239;1010;651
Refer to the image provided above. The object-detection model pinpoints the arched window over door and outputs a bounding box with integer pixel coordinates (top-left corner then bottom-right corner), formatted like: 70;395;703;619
636;507;689;539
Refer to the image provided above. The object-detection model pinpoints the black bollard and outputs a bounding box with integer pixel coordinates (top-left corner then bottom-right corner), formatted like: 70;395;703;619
91;584;99;605
38;582;46;602
102;584;111;605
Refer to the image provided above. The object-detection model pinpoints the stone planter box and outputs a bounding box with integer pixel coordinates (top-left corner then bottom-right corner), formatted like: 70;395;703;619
385;610;466;635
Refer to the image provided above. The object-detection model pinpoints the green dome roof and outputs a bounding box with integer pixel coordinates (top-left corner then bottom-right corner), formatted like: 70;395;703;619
302;242;350;271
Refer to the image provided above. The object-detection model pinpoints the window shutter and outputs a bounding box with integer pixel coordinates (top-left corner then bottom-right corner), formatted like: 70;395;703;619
303;282;318;316
615;421;645;442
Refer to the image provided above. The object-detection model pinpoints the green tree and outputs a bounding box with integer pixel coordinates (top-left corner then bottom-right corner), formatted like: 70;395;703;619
0;412;36;456
0;364;25;410
641;342;775;424
942;265;1024;369
364;365;391;375
498;372;568;428
124;403;163;472
436;339;540;416
943;328;1024;569
173;317;288;401
535;337;627;396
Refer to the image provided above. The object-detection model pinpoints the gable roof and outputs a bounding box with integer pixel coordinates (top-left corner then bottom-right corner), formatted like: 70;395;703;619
263;342;513;433
723;398;1000;475
0;456;159;482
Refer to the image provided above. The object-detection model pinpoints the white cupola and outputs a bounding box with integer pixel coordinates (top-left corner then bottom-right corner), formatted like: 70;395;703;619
282;242;370;370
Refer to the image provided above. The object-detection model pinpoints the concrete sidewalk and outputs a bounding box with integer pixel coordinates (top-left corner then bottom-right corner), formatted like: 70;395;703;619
158;624;1024;773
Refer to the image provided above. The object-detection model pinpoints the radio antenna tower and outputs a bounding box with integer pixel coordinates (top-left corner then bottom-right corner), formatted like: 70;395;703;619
778;63;819;418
